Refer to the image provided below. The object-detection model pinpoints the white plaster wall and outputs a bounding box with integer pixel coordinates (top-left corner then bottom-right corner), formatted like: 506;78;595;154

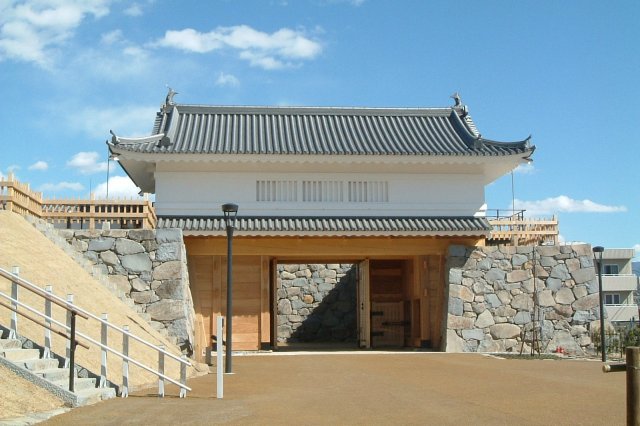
154;170;486;217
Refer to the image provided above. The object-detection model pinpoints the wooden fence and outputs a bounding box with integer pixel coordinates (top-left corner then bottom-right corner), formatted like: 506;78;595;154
0;173;156;229
486;210;559;246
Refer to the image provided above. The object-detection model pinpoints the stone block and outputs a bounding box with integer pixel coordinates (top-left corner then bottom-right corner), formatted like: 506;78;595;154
571;267;595;284
88;237;115;252
511;254;529;267
281;271;296;280
445;329;465;352
572;286;588;299
156;280;184;299
146;300;185;321
127;229;155;241
115;238;145;255
490;323;521;339
478;338;503;352
121;253;152;273
450;284;474;302
108;275;131;295
547;330;584;356
448;298;464;316
156;242;182;261
571;244;592;256
550;264;570;280
152;260;182;280
449;269;463;285
447;314;474;330
131;290;160;304
156;228;182;243
507;269;530;283
99;250;119;266
130;277;149;291
462;329;485;341
514;311;531;325
537;246;560;257
475;310;495;328
545;277;562;291
511;294;533;310
555;288;576;305
553;304;573;317
485;268;506;284
572;293;599;311
485;293;502;308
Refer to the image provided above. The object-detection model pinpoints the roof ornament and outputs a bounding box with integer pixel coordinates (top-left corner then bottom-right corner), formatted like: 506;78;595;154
450;92;468;117
450;92;462;107
109;129;119;145
165;87;178;106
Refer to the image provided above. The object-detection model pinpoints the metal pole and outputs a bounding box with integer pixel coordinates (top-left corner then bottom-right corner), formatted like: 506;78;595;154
596;252;607;362
225;225;234;374
628;347;640;426
217;316;224;398
69;311;76;392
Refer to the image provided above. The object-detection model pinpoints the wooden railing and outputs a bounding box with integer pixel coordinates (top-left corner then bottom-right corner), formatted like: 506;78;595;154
0;172;43;218
0;173;156;229
486;210;559;246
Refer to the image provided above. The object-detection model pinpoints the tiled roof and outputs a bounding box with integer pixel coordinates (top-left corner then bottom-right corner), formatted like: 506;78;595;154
156;216;491;236
112;104;533;157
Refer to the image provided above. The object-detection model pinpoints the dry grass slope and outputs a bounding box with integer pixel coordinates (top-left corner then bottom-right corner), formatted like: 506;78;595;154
0;211;200;412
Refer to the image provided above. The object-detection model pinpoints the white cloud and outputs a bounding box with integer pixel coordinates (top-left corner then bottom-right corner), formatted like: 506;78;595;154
513;163;535;175
123;3;142;17
215;71;240;87
28;160;48;170
94;175;142;198
7;164;20;172
66;104;157;138
100;29;123;45
513;195;627;216
633;244;640;261
39;181;84;192
0;0;111;67
67;151;107;175
153;25;322;70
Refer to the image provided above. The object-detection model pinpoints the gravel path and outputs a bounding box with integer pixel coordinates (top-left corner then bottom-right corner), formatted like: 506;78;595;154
41;352;625;425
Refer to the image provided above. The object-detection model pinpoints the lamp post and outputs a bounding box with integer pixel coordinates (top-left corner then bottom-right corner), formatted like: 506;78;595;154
593;246;606;362
222;203;238;374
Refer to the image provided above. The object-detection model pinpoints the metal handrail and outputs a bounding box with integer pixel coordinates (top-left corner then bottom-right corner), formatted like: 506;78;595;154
0;266;191;394
0;267;189;367
0;297;89;350
0;268;88;320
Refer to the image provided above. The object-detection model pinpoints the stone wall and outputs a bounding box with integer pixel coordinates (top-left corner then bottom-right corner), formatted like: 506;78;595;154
445;244;599;356
59;228;195;355
277;264;356;343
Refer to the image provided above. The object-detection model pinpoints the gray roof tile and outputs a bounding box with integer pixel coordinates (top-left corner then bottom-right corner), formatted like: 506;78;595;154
156;216;491;236
113;104;533;157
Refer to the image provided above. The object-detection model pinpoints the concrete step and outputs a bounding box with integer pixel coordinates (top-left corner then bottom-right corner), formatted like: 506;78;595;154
51;377;97;392
1;348;40;361
23;357;60;371
0;338;22;349
34;367;74;382
76;387;117;406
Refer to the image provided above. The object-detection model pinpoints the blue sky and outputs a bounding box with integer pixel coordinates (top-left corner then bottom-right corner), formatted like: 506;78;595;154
1;0;638;256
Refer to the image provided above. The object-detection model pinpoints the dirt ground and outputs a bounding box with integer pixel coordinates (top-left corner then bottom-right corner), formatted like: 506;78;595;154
39;352;625;425
0;365;65;420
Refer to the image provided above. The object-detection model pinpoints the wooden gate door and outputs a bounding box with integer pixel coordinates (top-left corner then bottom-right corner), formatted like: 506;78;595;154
357;259;370;348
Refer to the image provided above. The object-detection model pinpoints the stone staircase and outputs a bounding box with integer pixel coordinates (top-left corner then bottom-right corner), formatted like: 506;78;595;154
0;336;116;407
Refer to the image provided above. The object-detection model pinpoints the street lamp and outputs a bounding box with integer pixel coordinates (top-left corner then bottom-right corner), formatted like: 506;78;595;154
593;245;606;362
222;203;238;374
